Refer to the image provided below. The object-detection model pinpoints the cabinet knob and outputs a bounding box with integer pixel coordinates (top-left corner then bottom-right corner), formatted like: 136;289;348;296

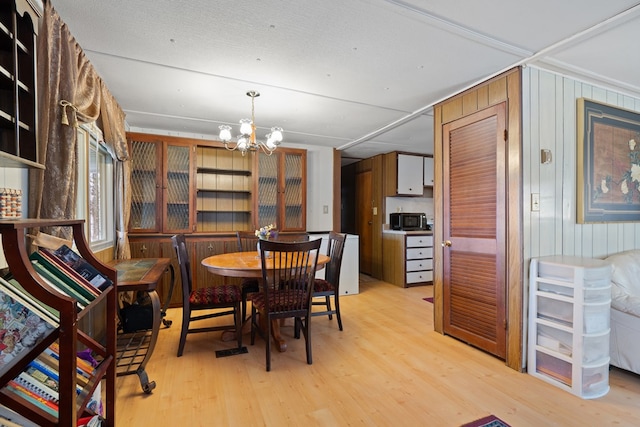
207;243;214;252
442;240;452;247
141;244;147;253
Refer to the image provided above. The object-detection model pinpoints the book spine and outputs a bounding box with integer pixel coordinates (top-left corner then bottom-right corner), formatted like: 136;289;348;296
15;372;59;404
30;252;97;302
44;345;94;378
37;352;89;386
0;277;59;327
6;380;58;416
2;276;60;321
38;250;101;298
50;246;113;291
27;359;59;382
30;260;89;309
27;361;82;395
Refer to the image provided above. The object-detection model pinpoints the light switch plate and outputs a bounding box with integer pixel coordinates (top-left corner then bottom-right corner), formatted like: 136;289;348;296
531;193;540;211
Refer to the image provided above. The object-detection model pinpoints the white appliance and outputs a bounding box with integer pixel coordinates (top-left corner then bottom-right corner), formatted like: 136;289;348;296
311;233;359;295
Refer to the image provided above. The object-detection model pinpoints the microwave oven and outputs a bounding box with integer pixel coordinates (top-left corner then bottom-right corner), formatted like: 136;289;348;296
390;212;429;231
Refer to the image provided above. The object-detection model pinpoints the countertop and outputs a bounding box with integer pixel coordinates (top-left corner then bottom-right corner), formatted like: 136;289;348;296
382;229;433;235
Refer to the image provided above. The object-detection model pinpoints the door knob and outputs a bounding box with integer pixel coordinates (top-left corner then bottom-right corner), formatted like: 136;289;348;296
442;240;452;247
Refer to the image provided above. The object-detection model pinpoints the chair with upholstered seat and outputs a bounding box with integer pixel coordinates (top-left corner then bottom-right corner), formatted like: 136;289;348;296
236;230;270;323
311;232;346;330
250;238;322;371
171;234;243;357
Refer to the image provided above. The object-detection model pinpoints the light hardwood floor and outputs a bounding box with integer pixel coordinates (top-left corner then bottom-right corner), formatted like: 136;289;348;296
115;276;640;426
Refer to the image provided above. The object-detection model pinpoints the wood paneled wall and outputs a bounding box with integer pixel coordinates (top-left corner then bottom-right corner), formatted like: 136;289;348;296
523;67;640;262
433;68;523;371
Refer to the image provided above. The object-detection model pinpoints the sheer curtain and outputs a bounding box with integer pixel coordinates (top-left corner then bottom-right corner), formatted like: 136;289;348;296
29;0;130;259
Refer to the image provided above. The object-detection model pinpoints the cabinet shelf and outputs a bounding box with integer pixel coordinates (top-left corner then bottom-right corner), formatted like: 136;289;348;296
197;188;251;195
197;167;251;176
197;209;251;214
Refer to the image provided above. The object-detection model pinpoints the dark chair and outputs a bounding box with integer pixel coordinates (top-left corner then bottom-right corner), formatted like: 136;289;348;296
250;238;322;371
171;234;243;357
236;230;267;323
311;232;346;330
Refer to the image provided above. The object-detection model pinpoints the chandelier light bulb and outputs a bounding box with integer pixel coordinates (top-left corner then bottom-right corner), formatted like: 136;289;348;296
266;133;276;149
218;125;232;142
239;119;253;136
270;127;283;143
237;136;248;150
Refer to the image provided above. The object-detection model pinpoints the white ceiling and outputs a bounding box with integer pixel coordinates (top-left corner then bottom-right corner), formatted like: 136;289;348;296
49;0;640;163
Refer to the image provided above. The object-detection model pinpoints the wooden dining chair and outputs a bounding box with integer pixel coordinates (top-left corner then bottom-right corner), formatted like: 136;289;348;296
171;234;243;357
236;230;272;323
250;238;322;371
311;232;346;330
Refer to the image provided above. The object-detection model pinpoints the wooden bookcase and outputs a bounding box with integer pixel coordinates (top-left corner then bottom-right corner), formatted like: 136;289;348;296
0;1;42;169
0;219;116;426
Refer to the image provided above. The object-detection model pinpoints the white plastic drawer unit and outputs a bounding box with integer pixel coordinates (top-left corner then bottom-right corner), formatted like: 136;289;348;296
528;256;612;399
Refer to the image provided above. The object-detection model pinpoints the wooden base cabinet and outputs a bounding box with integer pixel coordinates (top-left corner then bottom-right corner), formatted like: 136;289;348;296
528;256;612;399
382;232;433;287
129;234;241;309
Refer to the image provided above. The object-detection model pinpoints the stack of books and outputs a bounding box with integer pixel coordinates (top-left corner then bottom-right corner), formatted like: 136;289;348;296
28;245;113;312
5;341;97;418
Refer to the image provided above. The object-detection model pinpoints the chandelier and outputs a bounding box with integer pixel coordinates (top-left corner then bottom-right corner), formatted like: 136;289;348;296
218;90;283;156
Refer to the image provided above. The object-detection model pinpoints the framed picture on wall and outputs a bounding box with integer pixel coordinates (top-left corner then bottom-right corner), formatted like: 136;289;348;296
577;98;640;223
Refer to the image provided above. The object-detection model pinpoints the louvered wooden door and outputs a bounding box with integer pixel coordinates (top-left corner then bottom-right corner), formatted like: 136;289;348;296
442;103;507;359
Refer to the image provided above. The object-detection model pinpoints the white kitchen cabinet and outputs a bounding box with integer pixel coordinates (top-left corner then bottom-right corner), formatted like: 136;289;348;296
397;154;423;195
424;156;434;186
528;256;612;399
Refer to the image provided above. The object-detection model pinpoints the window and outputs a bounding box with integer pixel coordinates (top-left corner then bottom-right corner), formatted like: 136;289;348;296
76;123;115;251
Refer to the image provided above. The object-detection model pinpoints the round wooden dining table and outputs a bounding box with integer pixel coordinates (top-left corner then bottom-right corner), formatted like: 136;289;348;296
201;251;330;352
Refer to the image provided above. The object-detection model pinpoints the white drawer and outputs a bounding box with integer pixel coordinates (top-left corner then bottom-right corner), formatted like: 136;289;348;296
406;247;433;260
406;259;433;272
406;235;433;248
407;270;433;284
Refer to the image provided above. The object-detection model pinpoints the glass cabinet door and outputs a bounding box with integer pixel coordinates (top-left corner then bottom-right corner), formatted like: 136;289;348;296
129;136;195;234
130;139;161;232
282;151;305;230
163;142;194;233
257;152;278;228
256;149;306;232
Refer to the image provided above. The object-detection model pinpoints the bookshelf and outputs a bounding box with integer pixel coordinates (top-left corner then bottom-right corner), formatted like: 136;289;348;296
0;219;116;426
196;146;252;232
0;1;43;169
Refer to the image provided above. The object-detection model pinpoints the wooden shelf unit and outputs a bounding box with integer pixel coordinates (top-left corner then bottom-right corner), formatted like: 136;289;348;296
0;1;42;169
0;219;117;426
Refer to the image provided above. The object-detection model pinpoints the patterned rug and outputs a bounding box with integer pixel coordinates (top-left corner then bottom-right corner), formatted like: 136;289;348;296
460;415;511;427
